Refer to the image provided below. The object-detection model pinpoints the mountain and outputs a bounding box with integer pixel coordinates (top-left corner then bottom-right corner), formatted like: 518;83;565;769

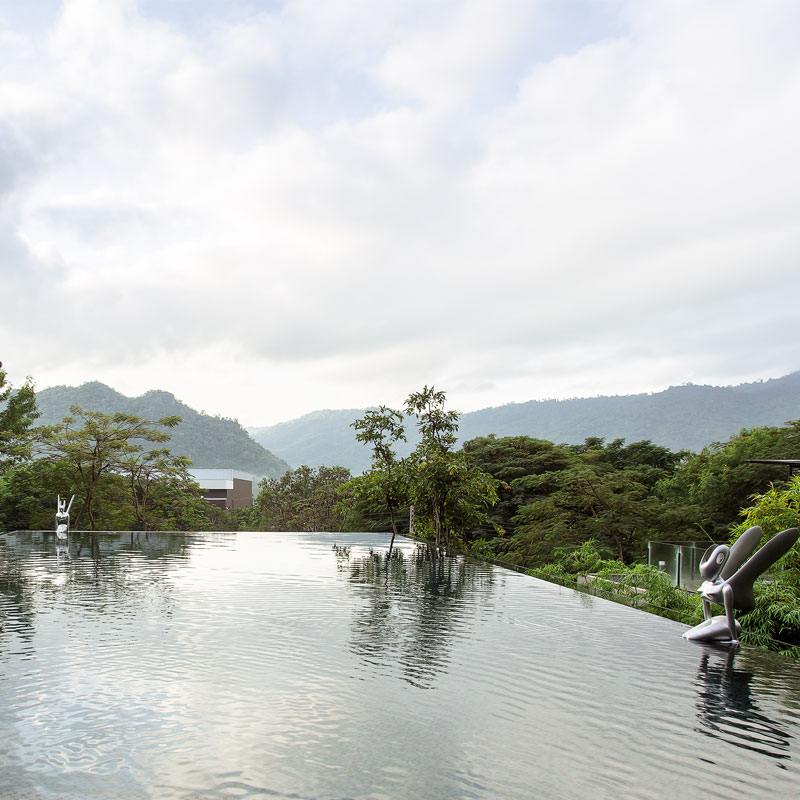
249;409;420;476
35;382;290;479
248;372;800;472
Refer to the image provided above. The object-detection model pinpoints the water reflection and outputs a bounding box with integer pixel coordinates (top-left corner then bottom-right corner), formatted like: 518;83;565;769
0;549;37;651
693;644;793;762
342;545;494;689
0;531;191;649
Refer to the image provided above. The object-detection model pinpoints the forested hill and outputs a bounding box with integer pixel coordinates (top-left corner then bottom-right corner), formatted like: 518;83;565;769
35;382;290;479
249;372;800;473
457;372;800;451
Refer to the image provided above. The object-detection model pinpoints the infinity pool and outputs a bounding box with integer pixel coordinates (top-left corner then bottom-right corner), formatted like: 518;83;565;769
1;530;799;799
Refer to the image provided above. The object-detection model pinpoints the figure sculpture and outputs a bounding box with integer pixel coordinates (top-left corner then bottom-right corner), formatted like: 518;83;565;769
55;494;74;540
683;526;799;644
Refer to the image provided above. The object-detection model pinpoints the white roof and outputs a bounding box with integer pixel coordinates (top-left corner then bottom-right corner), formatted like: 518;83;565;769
188;469;254;483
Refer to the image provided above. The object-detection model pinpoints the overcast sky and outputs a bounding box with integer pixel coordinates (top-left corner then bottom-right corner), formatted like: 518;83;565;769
2;0;799;427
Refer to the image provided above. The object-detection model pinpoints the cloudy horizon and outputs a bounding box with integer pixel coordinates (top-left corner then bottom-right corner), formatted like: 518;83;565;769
3;0;799;427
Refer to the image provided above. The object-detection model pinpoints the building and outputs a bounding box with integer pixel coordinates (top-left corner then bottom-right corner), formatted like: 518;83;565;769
188;469;255;510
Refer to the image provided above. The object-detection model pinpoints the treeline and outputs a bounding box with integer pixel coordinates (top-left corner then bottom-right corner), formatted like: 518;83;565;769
463;423;800;566
0;364;226;531
4;364;799;558
252;389;800;570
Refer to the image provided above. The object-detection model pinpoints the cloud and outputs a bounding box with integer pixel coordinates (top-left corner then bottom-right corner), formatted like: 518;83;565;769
1;0;799;425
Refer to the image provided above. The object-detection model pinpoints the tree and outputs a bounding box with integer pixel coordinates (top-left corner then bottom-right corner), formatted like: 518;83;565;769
658;423;800;539
0;362;40;473
506;438;685;567
116;447;202;530
41;406;181;530
256;465;358;532
511;458;661;563
352;405;407;553
463;435;573;539
0;459;75;531
404;386;499;553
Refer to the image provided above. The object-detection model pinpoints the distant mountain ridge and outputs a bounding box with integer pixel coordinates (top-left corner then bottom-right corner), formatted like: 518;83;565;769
35;382;289;479
248;408;406;476
249;372;800;473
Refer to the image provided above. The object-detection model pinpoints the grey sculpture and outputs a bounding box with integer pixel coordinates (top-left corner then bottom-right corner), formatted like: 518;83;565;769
683;526;799;644
55;494;74;540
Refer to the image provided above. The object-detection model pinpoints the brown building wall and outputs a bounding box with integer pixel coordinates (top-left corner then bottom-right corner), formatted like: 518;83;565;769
231;478;253;509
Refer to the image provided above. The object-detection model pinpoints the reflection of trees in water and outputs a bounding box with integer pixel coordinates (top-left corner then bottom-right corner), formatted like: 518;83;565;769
342;545;495;689
0;549;37;650
62;532;190;614
693;645;793;763
0;532;192;646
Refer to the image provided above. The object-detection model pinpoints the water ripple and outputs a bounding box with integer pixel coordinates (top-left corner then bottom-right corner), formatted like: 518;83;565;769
1;531;799;799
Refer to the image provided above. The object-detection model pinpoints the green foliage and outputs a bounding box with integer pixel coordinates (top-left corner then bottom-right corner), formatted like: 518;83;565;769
739;580;800;650
463;435;572;539
551;539;612;575
35;382;290;478
658;422;800;539
0;364;40;473
404;387;500;552
346;470;410;533
503;438;684;568
222;504;262;532
731;475;800;557
466;538;496;560
529;554;703;624
256;465;360;532
117;447;206;531
40;406;188;530
528;562;569;581
722;477;800;651
0;459;75;530
351;406;408;541
595;563;703;620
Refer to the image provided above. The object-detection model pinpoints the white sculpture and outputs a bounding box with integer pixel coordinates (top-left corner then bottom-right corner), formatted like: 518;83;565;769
55;494;74;540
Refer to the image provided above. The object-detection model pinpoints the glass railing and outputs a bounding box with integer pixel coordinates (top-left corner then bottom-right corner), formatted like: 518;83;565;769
648;541;718;589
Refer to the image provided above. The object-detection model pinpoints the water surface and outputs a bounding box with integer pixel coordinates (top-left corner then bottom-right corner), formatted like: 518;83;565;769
1;530;799;799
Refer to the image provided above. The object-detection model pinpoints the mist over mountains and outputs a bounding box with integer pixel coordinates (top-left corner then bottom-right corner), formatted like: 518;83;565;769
249;372;800;473
34;372;800;477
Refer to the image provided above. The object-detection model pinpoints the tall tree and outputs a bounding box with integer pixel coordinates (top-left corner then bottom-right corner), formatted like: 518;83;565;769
41;406;181;530
352;405;407;553
116;447;202;530
0;362;40;473
404;386;499;553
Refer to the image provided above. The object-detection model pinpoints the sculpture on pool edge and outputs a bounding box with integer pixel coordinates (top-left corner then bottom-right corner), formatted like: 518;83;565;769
683;525;799;644
55;494;74;540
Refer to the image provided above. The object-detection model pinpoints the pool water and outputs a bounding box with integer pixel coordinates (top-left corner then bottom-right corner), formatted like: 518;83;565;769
1;530;799;799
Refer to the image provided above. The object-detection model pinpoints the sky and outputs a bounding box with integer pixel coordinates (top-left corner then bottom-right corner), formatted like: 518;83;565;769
2;0;799;427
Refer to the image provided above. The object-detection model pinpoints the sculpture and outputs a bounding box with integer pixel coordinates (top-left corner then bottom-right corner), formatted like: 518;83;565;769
55;494;74;540
683;526;799;644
